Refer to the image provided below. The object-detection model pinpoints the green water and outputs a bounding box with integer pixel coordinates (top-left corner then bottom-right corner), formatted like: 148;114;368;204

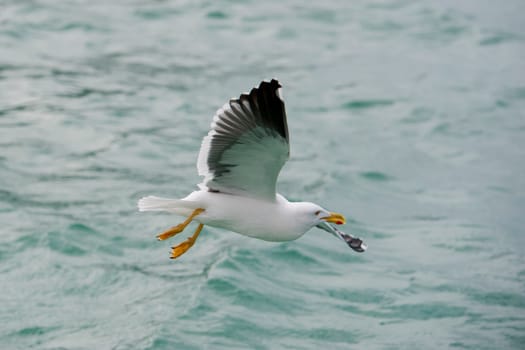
1;1;524;349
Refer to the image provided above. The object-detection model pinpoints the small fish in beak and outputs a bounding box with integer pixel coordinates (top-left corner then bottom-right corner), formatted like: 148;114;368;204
316;221;367;253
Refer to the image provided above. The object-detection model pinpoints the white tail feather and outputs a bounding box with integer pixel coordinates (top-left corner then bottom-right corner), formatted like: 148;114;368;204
137;196;199;213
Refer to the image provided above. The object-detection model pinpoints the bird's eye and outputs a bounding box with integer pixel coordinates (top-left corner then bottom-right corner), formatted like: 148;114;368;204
315;210;321;216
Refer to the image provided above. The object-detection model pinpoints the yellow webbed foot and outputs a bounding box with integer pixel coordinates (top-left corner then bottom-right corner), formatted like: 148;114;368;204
170;223;204;259
155;208;205;241
157;224;185;241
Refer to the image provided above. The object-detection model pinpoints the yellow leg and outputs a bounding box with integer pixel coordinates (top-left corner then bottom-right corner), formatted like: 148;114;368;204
170;223;204;259
156;208;205;241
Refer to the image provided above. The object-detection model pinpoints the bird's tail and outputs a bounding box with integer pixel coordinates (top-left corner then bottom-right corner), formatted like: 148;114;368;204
137;196;199;214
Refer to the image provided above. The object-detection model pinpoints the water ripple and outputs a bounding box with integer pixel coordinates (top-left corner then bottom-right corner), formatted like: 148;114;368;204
1;0;524;349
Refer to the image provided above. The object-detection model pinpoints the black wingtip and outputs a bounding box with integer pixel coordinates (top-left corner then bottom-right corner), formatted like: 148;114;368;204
259;79;282;89
225;79;289;142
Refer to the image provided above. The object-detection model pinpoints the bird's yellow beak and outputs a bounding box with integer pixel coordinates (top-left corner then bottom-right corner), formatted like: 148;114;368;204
322;212;346;225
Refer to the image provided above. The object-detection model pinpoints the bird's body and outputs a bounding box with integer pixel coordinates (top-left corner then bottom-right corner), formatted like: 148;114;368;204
138;79;366;259
141;192;316;242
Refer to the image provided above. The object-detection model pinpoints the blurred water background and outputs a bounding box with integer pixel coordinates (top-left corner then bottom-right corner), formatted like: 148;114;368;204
1;0;524;349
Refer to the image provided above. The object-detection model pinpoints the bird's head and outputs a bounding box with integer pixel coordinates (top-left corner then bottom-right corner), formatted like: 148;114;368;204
293;202;367;253
293;202;346;228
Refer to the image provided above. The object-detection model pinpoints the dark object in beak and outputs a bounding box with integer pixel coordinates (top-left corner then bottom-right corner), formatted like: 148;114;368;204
316;222;367;253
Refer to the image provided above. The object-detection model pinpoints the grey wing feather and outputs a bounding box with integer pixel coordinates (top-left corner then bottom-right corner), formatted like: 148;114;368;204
197;79;290;201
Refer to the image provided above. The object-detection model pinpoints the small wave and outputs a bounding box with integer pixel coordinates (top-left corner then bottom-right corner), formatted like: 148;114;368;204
359;171;394;182
342;99;394;110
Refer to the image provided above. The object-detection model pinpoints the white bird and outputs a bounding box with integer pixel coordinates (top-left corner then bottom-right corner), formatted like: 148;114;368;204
138;79;366;259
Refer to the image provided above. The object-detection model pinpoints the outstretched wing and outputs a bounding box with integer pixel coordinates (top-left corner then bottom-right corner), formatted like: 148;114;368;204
197;79;290;201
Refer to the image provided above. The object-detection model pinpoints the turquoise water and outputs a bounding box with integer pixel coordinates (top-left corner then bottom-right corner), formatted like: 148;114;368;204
1;0;525;348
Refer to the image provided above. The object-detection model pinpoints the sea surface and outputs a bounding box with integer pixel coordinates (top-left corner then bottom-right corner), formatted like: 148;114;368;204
1;1;524;349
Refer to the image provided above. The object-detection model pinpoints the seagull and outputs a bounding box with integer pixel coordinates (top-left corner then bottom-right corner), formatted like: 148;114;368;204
138;79;366;259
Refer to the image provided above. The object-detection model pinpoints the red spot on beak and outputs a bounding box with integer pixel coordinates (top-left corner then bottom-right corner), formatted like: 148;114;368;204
336;220;343;225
